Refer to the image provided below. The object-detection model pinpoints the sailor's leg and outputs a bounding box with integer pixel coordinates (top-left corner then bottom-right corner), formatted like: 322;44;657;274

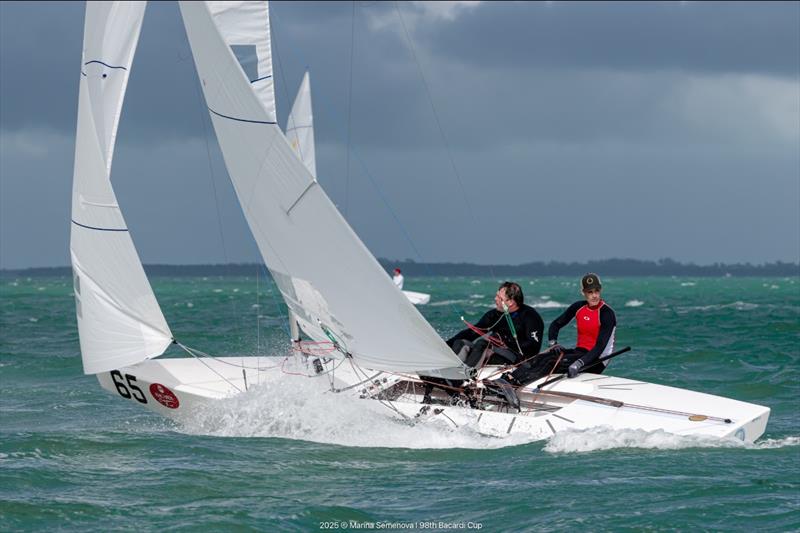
507;355;555;386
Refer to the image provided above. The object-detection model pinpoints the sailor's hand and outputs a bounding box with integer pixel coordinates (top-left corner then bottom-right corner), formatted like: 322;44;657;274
567;359;584;378
549;343;564;356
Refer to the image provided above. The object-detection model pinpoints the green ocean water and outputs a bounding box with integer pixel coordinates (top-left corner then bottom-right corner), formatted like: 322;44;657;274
1;274;798;531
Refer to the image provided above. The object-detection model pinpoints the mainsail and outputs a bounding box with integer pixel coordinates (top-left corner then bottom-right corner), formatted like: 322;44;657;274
286;71;317;178
71;1;173;375
179;1;465;378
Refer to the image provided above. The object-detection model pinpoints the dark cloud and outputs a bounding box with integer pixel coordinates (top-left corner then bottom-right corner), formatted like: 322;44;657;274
1;1;797;268
414;1;800;77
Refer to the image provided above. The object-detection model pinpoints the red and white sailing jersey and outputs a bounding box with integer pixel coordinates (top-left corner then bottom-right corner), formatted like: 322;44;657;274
576;301;616;359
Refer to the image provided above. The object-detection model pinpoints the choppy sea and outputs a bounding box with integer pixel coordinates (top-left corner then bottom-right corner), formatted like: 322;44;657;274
1;274;798;531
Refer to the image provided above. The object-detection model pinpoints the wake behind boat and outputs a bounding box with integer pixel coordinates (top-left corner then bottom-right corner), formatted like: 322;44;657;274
71;1;769;444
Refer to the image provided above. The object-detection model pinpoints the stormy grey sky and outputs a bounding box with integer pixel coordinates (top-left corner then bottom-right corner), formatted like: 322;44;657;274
1;1;798;269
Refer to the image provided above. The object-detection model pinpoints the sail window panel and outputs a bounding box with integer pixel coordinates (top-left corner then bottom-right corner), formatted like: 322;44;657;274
207;0;276;121
231;44;259;82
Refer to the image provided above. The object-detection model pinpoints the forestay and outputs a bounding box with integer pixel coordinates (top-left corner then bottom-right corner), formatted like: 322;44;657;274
286;71;317;178
179;1;465;378
71;1;173;375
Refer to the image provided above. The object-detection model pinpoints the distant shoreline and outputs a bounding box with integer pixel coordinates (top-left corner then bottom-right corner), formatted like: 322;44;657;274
2;258;798;278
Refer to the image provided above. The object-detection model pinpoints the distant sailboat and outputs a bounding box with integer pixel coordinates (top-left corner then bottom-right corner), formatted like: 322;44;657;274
71;1;770;443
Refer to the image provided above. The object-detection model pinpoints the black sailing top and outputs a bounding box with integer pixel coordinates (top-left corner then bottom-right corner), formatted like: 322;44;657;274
447;304;544;360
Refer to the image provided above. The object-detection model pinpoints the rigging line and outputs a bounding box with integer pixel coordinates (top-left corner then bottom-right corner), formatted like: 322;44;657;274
256;266;260;353
259;263;291;338
348;359;412;421
184;51;246;344
270;3;314;181
179;342;284;371
393;2;496;281
345;0;356;218
269;6;444;300
176;342;243;394
347;146;433;271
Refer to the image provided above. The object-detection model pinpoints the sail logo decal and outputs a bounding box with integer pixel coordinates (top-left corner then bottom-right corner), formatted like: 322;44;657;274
150;383;180;409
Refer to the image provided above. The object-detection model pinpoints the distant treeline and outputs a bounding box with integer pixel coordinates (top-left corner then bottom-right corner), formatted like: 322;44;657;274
3;258;798;278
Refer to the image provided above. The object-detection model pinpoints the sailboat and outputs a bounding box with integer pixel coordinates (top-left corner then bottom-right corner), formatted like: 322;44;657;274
71;1;770;443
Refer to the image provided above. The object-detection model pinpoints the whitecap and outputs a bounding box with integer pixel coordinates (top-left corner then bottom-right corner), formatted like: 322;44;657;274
533;300;567;309
429;299;471;307
543;426;790;454
625;300;644;307
177;367;532;450
750;436;800;449
28;317;38;323
680;282;696;287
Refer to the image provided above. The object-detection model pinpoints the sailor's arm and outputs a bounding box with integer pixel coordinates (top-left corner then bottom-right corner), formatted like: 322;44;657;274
516;309;544;355
446;309;496;347
547;301;583;343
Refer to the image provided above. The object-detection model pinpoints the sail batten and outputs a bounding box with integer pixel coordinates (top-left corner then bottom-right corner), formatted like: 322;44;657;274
179;1;465;379
71;1;172;375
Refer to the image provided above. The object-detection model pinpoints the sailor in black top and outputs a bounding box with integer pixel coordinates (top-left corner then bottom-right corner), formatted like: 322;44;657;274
421;282;543;404
446;281;544;367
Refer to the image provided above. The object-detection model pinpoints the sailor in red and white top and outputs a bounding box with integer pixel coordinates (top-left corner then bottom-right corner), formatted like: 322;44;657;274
392;268;404;290
507;273;617;385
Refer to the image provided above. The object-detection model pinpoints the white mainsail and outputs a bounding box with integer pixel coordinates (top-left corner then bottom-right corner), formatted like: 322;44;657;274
179;1;465;378
71;1;173;375
207;1;276;122
286;71;317;178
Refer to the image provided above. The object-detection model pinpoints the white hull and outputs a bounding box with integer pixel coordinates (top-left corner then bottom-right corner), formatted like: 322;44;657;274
403;290;431;305
98;356;770;443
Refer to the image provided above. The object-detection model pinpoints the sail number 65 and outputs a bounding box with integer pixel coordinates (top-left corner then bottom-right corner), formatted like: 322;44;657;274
110;370;148;404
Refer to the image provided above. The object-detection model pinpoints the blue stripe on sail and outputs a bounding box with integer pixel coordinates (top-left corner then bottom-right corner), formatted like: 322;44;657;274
250;74;272;83
72;220;128;232
208;107;277;125
84;60;127;70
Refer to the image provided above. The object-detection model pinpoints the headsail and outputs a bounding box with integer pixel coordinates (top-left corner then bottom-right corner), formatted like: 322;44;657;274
71;1;173;375
179;1;465;378
286;71;317;178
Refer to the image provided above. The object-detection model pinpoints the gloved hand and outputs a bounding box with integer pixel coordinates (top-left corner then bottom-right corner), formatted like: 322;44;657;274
549;342;564;356
567;359;585;378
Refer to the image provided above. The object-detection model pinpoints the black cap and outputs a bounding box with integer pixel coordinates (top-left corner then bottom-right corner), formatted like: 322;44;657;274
581;273;602;291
